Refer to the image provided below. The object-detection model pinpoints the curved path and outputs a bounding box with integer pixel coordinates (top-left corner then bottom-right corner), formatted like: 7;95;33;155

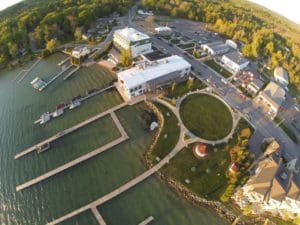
158;89;240;145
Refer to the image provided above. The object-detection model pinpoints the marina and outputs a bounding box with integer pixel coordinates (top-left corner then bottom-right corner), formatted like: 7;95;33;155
34;85;115;125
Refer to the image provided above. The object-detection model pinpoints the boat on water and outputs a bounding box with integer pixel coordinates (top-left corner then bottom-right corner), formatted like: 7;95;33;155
69;100;81;109
53;103;65;117
40;112;51;124
37;143;50;153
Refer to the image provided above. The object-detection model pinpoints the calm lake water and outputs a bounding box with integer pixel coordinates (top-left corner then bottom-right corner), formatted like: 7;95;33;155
0;53;228;225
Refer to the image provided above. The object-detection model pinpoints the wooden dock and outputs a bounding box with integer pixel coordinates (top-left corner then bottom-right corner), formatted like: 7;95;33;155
16;135;128;192
39;65;73;91
138;216;154;225
63;66;80;80
91;207;106;225
15;101;129;160
46;135;184;225
58;57;70;66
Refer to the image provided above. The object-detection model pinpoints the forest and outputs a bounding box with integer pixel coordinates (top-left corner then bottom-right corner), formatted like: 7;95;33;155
0;0;133;66
141;0;300;91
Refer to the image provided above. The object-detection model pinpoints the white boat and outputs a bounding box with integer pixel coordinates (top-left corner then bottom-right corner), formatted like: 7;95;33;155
53;108;64;118
40;112;51;124
69;101;81;109
53;103;65;118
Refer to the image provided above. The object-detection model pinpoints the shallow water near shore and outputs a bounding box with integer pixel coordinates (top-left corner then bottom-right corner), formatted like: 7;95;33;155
0;53;228;225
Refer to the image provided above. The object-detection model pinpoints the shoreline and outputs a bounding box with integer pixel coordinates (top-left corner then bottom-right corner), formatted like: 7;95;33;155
143;100;275;225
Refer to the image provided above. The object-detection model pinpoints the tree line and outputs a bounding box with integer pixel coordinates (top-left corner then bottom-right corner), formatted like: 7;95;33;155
141;0;300;90
0;0;133;66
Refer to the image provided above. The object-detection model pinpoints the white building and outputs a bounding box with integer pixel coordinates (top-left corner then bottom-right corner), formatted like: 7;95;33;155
137;9;153;16
201;41;231;55
246;78;265;96
233;155;300;220
155;26;172;35
117;55;191;99
225;39;238;49
113;27;152;58
221;51;249;73
72;47;91;59
274;67;289;88
257;81;285;118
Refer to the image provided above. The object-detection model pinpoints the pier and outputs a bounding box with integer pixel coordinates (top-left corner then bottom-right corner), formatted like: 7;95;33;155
91;208;107;225
46;135;184;225
16;136;128;192
58;57;70;66
138;216;154;225
63;66;80;80
39;65;73;91
15;95;145;159
16;97;147;191
13;58;41;83
34;85;115;125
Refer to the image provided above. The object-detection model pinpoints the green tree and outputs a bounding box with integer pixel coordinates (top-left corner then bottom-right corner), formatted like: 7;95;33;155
121;50;132;67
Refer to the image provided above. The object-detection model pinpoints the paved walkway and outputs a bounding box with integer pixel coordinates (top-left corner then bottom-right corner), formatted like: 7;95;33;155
155;91;240;145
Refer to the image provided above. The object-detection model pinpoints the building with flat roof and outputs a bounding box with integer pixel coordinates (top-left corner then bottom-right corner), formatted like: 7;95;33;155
274;67;289;88
113;27;152;58
117;55;191;99
201;41;231;55
256;81;285;118
246;78;265;96
221;51;249;73
233;155;300;220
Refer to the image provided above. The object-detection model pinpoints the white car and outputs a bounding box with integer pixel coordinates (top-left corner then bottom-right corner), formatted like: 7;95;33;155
295;105;300;112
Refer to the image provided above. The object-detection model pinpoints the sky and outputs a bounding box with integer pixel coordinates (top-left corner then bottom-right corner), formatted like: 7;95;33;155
247;0;300;25
0;0;300;25
0;0;23;11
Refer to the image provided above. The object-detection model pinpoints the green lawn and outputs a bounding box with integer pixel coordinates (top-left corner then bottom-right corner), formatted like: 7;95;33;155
180;94;233;140
160;118;253;201
205;59;232;78
150;103;180;162
165;78;207;99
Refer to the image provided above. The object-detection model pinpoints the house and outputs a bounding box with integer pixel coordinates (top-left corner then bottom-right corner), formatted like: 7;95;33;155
71;47;91;59
117;55;191;99
221;51;249;73
113;27;152;58
274;67;289;88
246;78;265;96
256;82;285;118
201;41;231;55
233;155;300;220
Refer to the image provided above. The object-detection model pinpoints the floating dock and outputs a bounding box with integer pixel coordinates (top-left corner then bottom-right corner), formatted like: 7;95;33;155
13;58;41;83
138;216;154;225
58;57;70;66
63;66;80;80
15;96;145;160
38;65;73;91
34;85;115;125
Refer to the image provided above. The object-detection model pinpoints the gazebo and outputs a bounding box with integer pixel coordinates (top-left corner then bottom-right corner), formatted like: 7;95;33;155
193;143;208;158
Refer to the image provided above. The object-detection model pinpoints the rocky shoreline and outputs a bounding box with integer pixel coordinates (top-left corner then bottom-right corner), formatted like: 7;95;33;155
143;100;275;225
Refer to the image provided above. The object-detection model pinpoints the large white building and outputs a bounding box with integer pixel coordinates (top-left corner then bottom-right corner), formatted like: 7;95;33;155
274;66;289;88
117;55;191;99
234;153;300;220
221;51;249;73
256;81;285;118
113;27;152;58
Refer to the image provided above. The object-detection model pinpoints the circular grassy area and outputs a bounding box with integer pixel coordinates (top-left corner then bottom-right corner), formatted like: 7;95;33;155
180;94;233;140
